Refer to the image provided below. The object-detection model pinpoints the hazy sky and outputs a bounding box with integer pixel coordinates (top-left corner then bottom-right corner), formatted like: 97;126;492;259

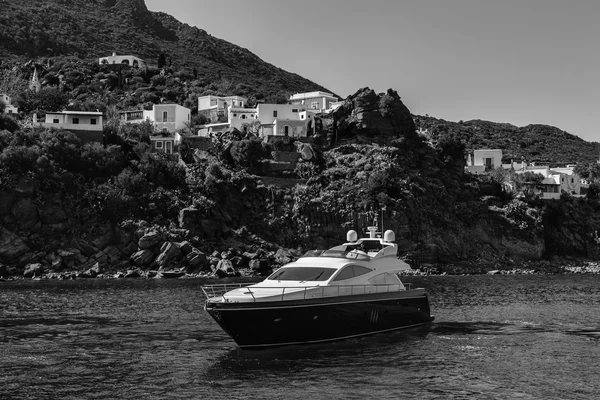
145;0;600;142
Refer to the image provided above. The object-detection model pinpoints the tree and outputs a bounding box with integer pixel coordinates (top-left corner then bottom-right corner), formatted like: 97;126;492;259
16;88;69;114
229;139;269;171
0;68;28;97
240;120;261;136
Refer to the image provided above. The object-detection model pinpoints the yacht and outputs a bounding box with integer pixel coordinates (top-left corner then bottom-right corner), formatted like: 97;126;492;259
202;225;434;348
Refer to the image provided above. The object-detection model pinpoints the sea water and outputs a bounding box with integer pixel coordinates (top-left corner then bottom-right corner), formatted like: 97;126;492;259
1;275;600;399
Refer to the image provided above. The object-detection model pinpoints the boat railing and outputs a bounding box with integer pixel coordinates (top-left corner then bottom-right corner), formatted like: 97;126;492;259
202;282;415;302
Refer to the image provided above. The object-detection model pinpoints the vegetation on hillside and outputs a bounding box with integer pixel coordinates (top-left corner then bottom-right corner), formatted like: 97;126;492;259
0;0;331;102
414;115;600;166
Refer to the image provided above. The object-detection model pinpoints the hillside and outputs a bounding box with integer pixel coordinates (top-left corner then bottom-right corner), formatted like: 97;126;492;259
0;0;331;101
414;115;600;166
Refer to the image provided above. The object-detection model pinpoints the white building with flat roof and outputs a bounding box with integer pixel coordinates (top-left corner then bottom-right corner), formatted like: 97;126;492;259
0;93;18;114
99;52;146;68
119;104;191;133
37;110;104;143
289;91;339;112
198;99;320;138
198;95;248;123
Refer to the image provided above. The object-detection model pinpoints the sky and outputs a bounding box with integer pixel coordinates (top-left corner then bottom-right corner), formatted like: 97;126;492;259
145;0;600;142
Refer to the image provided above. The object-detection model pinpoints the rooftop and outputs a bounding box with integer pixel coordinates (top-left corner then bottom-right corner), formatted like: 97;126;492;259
290;91;337;100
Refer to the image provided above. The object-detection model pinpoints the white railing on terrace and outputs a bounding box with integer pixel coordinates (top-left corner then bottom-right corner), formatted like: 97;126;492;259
155;118;176;123
202;283;414;303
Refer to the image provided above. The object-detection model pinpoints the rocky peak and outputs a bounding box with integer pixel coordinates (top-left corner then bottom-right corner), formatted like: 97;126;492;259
332;87;416;142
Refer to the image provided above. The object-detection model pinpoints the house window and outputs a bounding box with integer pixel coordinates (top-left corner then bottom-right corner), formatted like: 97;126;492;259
233;113;237;117
311;102;319;109
73;118;79;124
155;141;163;149
53;119;59;123
90;118;97;125
273;110;278;118
241;114;246;119
292;109;298;112
571;178;574;183
162;111;168;121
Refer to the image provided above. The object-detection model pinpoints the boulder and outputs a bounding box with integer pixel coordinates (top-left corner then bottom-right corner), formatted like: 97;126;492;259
119;242;138;258
39;198;68;225
50;254;63;270
274;248;294;265
11;198;40;231
138;231;162;250
77;241;100;257
90;250;109;268
23;263;44;278
176;241;193;255
186;251;208;269
92;234;113;251
154;242;181;270
0;228;31;263
160;270;185;279
178;208;202;231
130;250;154;267
57;248;78;260
80;262;102;278
125;269;141;278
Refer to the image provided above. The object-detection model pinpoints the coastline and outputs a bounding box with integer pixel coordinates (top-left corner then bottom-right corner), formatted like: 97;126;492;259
2;258;600;282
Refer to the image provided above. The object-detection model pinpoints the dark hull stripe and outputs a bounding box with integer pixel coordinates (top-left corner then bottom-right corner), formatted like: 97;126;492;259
237;321;433;349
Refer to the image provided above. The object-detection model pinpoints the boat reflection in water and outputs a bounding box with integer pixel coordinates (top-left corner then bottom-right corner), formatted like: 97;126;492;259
202;225;434;348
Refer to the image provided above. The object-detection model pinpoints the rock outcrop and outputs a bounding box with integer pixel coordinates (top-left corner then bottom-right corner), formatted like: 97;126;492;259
329;87;417;144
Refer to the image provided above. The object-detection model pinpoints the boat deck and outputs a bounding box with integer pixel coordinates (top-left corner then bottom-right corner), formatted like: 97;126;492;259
202;283;421;303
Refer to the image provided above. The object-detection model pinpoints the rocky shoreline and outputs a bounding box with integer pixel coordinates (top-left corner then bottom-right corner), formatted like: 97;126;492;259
2;256;600;282
0;218;301;282
399;259;600;276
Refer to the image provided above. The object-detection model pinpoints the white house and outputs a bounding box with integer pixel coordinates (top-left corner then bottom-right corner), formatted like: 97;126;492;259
0;93;18;114
289;91;339;112
198;95;247;122
514;166;582;199
150;132;182;155
198;102;313;138
466;149;503;174
256;103;310;137
37;111;104;143
99;52;146;68
120;104;191;133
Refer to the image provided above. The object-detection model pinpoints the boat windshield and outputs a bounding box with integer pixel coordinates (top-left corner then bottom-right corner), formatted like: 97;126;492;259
267;267;337;282
301;245;371;261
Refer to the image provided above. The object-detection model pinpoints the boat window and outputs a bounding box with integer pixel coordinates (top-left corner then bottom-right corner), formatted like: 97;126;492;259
267;267;336;282
300;246;371;261
332;265;373;282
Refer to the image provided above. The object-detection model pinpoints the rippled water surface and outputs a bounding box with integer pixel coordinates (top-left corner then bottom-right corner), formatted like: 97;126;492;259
2;275;600;399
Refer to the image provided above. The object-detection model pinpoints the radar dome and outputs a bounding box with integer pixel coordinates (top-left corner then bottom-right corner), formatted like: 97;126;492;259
346;230;358;242
384;230;395;242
